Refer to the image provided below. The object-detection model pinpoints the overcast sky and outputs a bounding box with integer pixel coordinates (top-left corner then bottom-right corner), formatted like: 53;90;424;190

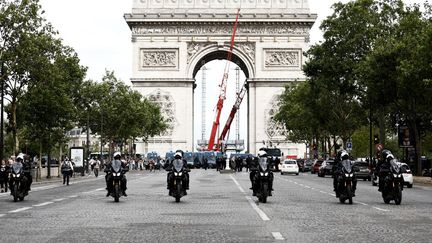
38;0;426;150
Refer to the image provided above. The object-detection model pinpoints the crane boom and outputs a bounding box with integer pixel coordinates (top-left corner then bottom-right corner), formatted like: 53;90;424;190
207;9;240;151
216;81;247;151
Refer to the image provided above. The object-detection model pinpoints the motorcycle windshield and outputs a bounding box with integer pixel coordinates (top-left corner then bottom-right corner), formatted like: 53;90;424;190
12;163;23;173
173;159;183;172
341;160;352;173
111;160;122;173
390;160;400;174
259;158;268;171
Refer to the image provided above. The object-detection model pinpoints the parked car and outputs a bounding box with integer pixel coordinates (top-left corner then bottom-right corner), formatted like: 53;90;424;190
311;160;323;174
280;159;299;175
398;162;413;188
318;159;334;177
353;160;371;181
303;159;313;172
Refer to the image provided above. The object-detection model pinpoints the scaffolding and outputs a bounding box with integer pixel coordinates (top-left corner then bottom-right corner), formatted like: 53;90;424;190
201;66;207;141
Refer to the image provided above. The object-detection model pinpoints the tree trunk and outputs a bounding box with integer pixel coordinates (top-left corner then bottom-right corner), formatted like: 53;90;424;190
378;111;386;146
11;100;18;156
412;122;422;176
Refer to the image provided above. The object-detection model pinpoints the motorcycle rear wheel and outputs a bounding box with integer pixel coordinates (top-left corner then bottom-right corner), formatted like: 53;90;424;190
347;184;353;204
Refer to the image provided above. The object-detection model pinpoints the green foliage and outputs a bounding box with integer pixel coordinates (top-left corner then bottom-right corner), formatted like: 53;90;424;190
87;71;168;152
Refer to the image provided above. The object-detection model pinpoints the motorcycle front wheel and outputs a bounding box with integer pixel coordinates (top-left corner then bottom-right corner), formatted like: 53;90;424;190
13;184;18;202
114;184;120;202
394;186;402;205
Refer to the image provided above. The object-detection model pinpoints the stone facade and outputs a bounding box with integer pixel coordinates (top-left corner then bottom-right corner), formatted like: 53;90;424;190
125;0;316;157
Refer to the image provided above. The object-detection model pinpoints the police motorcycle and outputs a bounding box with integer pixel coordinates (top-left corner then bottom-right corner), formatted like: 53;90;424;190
381;158;403;205
167;158;188;203
10;162;28;202
336;159;356;204
252;151;273;203
106;158;128;202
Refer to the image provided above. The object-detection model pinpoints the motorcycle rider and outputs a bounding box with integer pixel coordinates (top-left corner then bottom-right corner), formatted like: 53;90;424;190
105;152;128;197
10;153;29;193
333;149;357;197
250;151;274;196
376;149;394;192
166;151;189;195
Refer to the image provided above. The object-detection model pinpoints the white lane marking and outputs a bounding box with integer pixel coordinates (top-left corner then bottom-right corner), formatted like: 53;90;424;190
32;185;58;192
0;214;5;217
245;196;270;221
373;207;390;212
294;182;298;184
95;188;105;191
230;176;270;221
53;198;66;202
299;184;304;186
272;232;285;240
305;186;311;189
230;175;245;193
68;195;78;198
33;202;54;207
9;207;32;213
319;191;327;194
328;193;336;196
357;202;368;206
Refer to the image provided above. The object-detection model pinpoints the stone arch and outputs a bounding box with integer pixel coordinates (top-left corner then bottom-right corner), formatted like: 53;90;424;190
187;43;255;79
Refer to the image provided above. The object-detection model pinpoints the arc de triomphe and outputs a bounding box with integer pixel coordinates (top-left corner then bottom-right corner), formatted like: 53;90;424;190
124;0;316;156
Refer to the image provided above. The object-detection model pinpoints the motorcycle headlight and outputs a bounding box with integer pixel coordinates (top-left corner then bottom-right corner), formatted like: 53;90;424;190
175;172;182;176
345;173;351;178
393;174;399;178
260;172;265;176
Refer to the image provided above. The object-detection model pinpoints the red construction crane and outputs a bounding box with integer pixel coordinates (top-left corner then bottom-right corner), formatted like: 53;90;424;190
207;9;240;151
216;81;247;151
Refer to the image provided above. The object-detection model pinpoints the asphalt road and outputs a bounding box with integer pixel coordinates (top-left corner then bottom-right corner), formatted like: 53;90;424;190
0;169;431;242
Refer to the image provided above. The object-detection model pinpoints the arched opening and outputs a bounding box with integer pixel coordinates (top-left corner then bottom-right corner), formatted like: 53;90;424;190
192;52;249;153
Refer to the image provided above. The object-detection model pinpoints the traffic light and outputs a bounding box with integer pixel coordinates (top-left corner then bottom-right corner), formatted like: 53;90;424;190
374;134;379;145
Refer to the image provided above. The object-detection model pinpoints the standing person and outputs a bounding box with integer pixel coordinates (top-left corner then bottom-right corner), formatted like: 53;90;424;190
93;158;100;177
61;157;74;185
89;157;96;175
0;160;10;193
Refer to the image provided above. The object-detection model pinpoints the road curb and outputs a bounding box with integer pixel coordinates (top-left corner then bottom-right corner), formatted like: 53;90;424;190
413;176;432;186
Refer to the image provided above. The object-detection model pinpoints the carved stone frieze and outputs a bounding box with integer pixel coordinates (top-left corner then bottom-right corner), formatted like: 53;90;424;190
237;42;255;64
187;42;212;64
186;42;255;65
264;49;301;68
147;89;177;137
140;49;178;69
265;95;287;139
132;25;309;36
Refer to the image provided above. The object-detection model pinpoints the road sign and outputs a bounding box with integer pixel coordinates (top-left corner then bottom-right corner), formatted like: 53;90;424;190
346;142;352;150
375;143;383;151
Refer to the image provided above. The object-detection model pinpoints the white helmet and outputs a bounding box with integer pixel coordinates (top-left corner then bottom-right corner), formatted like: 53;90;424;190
174;152;182;159
113;152;121;159
340;151;349;160
257;150;267;158
386;154;394;161
17;153;25;161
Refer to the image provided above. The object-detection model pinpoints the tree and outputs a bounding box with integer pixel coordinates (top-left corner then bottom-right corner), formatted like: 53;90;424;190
20;42;86;178
87;71;168;156
0;0;58;156
360;3;432;174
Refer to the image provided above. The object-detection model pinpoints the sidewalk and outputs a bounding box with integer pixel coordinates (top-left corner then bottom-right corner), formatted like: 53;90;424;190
413;176;432;186
33;173;95;185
